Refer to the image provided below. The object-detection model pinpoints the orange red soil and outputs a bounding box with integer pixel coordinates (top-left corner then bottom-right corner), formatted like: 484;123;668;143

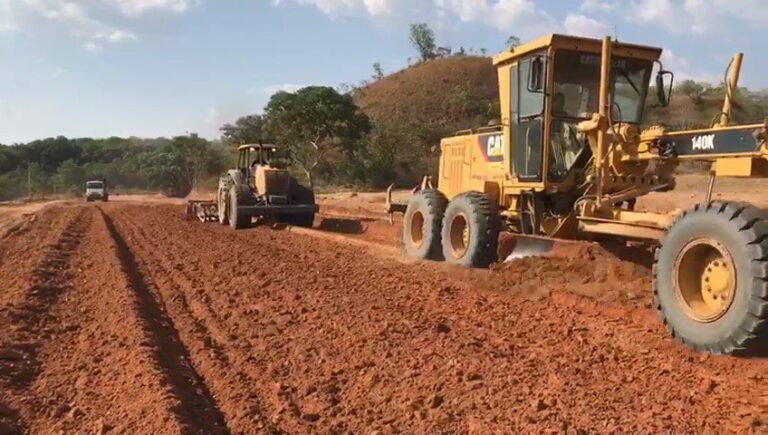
0;203;765;433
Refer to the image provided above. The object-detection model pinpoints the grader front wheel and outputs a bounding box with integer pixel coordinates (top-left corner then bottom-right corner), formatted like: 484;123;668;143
441;192;500;268
654;202;768;355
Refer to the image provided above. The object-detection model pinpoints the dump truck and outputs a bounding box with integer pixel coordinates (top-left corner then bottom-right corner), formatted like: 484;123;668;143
84;179;108;202
186;143;317;229
387;34;768;355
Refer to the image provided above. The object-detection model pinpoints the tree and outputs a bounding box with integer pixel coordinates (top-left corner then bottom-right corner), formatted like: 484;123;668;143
163;134;216;196
506;35;521;49
52;159;86;194
372;62;384;80
409;23;437;62
264;86;371;188
678;80;710;105
220;114;269;147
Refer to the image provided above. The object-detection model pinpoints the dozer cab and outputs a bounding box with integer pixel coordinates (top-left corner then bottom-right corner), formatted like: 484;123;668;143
187;143;317;229
391;34;768;355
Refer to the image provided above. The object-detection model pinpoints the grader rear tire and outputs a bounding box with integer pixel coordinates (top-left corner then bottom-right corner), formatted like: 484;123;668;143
441;192;500;268
654;202;768;355
403;189;448;261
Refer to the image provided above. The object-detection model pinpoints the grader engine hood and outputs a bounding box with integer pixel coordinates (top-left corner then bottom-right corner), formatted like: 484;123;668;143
255;166;291;202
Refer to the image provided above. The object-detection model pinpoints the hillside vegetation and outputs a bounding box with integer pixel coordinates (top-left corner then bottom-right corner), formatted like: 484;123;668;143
355;56;499;134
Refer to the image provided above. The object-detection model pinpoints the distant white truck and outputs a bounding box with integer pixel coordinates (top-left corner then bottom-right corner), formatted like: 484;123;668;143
85;179;109;202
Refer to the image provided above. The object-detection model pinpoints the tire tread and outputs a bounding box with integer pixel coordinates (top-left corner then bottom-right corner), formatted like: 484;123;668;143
654;201;768;355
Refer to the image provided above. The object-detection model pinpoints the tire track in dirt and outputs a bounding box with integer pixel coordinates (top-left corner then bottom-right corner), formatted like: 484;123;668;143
99;208;231;435
0;208;88;434
106;206;280;434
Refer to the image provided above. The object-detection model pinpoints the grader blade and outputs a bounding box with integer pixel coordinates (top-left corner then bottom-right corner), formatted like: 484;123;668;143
501;234;557;261
186;200;218;223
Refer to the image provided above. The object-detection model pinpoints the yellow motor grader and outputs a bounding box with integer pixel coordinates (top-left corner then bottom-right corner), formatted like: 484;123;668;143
187;143;317;229
388;34;768;355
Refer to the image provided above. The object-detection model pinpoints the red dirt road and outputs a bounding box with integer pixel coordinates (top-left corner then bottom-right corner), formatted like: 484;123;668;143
1;202;766;433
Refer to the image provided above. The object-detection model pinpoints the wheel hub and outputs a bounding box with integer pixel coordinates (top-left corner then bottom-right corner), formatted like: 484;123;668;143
674;238;736;323
449;213;470;258
410;211;425;247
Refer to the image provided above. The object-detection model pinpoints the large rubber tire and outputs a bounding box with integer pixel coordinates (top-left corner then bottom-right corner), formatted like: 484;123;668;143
229;187;251;230
217;188;229;225
281;182;315;228
441;191;500;268
403;189;448;261
218;177;234;225
654;202;768;355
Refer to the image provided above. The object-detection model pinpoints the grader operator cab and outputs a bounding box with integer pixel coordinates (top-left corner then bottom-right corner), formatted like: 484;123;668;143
186;143;317;229
392;34;768;355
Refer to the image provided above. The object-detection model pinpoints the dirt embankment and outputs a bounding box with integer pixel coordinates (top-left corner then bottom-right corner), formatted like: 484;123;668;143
1;202;764;433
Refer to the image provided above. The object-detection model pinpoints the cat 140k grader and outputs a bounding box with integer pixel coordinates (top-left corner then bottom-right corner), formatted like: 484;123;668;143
186;143;317;229
387;34;768;355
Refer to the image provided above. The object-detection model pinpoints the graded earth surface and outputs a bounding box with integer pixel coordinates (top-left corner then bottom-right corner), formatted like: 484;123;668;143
0;175;766;433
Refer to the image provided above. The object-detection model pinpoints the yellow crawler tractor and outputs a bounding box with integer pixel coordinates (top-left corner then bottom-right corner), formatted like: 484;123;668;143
390;34;768;355
187;144;317;229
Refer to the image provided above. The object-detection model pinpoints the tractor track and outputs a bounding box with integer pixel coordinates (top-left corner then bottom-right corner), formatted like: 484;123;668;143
99;208;231;434
0;207;88;433
105;206;279;434
1;201;766;433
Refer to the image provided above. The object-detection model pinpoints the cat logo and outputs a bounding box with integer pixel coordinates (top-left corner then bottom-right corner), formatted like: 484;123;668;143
692;134;715;151
486;134;504;158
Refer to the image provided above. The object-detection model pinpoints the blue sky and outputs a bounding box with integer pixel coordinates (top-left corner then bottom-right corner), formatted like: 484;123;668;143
0;0;765;143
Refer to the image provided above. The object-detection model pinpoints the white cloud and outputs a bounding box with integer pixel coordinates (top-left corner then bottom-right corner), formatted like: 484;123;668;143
84;41;102;52
277;0;555;35
107;0;194;15
248;83;306;95
102;29;138;42
272;0;398;18
630;0;768;34
485;0;554;33
580;0;615;11
658;49;719;84
0;0;18;32
21;0;139;49
563;13;610;38
2;0;193;50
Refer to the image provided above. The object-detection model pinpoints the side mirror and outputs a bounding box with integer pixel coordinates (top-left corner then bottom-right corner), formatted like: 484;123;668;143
655;67;674;107
527;56;545;93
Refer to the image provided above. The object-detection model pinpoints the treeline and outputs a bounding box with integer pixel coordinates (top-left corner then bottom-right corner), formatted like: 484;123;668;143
0;135;228;201
646;80;768;129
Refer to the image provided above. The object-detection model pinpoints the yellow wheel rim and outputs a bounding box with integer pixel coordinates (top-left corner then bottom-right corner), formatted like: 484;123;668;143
449;213;470;258
410;210;425;247
674;238;736;323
